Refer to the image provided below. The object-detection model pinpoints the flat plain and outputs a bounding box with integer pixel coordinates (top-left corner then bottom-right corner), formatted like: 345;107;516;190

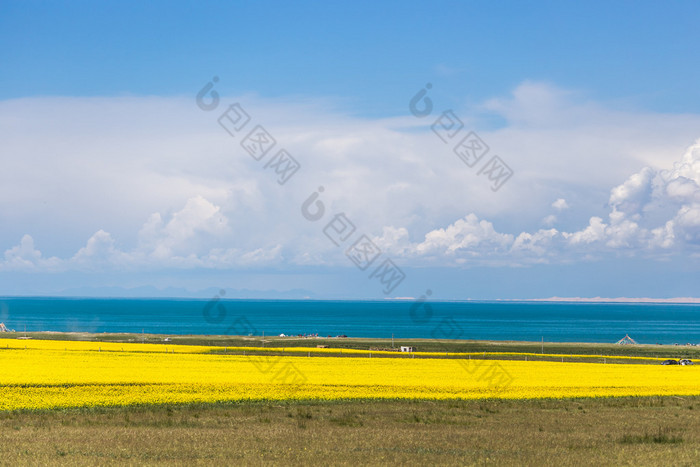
1;397;699;465
1;334;699;465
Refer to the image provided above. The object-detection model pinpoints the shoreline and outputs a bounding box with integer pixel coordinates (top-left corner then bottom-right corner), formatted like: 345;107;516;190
2;295;700;304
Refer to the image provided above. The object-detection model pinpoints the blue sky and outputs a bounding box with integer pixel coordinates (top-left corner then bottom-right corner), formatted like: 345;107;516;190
1;1;699;299
3;1;699;113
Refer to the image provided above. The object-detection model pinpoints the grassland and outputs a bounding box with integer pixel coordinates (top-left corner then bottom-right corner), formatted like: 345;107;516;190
1;333;698;465
1;397;698;465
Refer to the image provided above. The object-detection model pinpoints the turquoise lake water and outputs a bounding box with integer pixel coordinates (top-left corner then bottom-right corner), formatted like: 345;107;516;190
0;297;698;344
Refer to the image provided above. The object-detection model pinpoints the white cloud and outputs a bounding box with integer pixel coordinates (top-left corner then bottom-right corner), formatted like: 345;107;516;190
542;214;558;227
71;230;123;265
138;196;228;260
649;220;675;249
552;198;569;211
562;140;700;252
674;203;700;244
2;235;61;271
414;214;513;256
511;229;560;256
367;140;700;265
1;83;700;272
566;217;607;245
609;167;654;217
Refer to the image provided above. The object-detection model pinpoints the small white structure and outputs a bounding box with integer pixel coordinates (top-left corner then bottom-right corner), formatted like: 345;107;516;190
400;346;414;353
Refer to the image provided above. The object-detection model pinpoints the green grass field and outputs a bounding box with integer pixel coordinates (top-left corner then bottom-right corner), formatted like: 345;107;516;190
1;397;698;465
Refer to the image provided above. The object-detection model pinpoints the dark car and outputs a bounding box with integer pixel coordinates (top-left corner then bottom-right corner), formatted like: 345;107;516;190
662;359;679;365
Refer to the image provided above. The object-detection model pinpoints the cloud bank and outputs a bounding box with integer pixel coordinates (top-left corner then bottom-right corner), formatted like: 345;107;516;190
1;82;699;273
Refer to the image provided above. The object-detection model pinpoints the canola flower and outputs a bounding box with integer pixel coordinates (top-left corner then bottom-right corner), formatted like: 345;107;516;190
0;338;209;354
0;338;667;362
0;340;698;411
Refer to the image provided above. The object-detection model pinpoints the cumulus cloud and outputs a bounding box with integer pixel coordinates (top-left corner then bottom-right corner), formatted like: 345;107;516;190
0;196;286;271
414;214;513;257
542;214;558;227
562;141;700;252
511;228;560;256
1;83;700;272
542;199;569;226
609;167;654;218
367;140;700;265
552;198;569;211
71;230;126;267
138;196;229;260
3;141;700;270
674;204;700;244
2;235;61;271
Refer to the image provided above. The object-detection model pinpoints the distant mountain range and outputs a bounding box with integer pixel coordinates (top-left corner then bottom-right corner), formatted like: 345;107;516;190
2;287;697;303
36;286;319;300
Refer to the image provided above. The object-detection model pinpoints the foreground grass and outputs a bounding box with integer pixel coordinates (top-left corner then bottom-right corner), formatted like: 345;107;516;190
1;397;698;465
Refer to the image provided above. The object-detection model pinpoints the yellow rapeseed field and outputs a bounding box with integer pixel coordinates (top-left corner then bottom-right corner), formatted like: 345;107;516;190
0;338;665;361
0;339;698;410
